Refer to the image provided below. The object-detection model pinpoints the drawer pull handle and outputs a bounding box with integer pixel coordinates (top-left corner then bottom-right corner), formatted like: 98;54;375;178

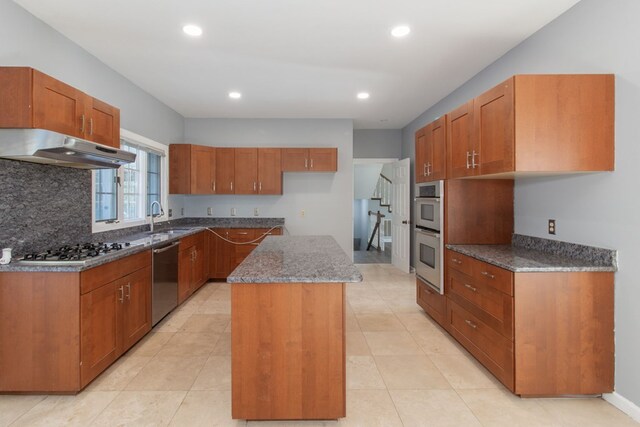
452;258;462;265
118;286;124;303
481;271;495;279
465;319;477;329
464;284;477;292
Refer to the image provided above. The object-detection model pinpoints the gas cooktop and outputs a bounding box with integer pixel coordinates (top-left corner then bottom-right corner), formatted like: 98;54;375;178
19;242;134;265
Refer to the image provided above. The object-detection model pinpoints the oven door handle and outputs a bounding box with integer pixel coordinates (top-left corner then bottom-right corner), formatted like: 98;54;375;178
416;229;440;239
416;197;440;202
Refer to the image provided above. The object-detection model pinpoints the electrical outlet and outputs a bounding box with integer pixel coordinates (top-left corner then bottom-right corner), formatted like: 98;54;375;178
300;209;305;218
168;209;173;218
548;219;556;235
207;207;213;216
181;208;184;216
231;208;237;216
254;208;259;216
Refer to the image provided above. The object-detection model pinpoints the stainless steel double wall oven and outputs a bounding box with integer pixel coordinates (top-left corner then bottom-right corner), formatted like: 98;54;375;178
415;180;443;294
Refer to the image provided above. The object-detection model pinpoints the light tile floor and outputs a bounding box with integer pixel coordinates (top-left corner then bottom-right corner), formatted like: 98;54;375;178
2;264;638;426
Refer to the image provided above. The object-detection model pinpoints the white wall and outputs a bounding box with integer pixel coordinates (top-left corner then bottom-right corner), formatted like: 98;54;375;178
353;129;402;159
400;0;640;407
179;118;354;255
354;164;383;200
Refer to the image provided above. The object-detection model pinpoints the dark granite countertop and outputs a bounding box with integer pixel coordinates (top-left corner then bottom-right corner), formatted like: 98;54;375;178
446;234;617;273
227;236;363;283
0;217;285;273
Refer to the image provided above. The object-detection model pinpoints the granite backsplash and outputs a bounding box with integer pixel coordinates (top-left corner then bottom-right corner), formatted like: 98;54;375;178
0;158;92;255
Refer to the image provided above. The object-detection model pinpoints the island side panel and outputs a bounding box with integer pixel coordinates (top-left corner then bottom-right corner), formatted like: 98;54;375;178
231;282;346;420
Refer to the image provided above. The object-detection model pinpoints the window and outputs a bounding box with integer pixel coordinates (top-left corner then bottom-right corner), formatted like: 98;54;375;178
92;130;168;232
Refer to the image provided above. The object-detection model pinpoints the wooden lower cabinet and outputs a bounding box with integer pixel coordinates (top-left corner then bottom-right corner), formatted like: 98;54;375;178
209;227;283;279
416;277;447;328
178;231;208;304
0;250;151;393
418;249;615;396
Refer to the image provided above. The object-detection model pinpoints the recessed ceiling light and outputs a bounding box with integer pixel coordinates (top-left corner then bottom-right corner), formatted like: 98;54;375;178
391;25;411;38
183;24;203;37
357;92;370;100
229;91;242;99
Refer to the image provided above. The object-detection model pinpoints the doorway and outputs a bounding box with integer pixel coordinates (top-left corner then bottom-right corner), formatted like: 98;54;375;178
353;158;410;272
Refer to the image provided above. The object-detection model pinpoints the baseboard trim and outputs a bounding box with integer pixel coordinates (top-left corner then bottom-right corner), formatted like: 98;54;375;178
603;392;640;422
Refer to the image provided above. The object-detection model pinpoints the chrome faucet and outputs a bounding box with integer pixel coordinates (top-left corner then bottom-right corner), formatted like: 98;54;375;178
149;200;164;233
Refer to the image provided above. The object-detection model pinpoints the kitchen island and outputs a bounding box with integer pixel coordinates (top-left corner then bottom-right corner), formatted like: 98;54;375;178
227;235;362;421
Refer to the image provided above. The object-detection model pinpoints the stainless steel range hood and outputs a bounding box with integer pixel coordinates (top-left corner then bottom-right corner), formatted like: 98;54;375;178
0;129;136;169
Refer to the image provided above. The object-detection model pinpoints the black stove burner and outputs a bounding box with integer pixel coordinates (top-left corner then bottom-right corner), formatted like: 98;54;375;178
21;241;132;263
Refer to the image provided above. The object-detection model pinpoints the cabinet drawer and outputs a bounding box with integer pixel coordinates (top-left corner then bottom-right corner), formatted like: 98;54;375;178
180;231;205;250
448;269;513;339
416;277;446;328
254;227;282;243
447;300;514;390
446;250;473;277
473;262;513;296
228;228;255;242
80;250;151;295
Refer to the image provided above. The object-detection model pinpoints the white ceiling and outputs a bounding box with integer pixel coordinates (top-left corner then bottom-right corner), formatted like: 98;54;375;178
15;0;581;129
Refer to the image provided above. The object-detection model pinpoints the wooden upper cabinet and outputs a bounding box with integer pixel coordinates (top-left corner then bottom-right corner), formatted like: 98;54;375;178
192;145;216;194
32;69;85;139
446;74;614;178
258;148;282;194
84;97;120;148
427;116;447;180
282;148;309;171
282;148;337;172
216;148;235;194
234;148;259;194
415;127;428;182
309;148;337;171
169;144;191;194
0;67;120;148
474;77;514;175
416;117;447;182
447;100;475;179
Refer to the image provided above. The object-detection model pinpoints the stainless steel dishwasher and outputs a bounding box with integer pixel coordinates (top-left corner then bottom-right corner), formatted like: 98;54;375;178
152;241;179;326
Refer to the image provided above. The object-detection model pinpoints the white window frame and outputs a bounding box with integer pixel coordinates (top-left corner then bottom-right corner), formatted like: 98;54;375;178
91;129;169;233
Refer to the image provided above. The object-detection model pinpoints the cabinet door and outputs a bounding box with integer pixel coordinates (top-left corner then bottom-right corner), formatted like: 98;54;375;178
122;267;152;351
191;239;207;291
191;146;216;194
178;247;194;304
228;229;255;273
474;78;514;175
86;97;120;148
169;144;191;194
235;148;258;194
80;281;122;387
415;127;428;182
447;100;475;178
309;148;337;171
427;116;447;180
32;70;85;138
258;148;282;194
282;148;309;171
216;148;235;194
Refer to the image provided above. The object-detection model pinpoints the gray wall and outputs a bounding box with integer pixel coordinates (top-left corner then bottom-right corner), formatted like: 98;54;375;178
401;0;640;406
354;129;402;159
181;118;354;255
0;0;184;145
0;0;185;252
